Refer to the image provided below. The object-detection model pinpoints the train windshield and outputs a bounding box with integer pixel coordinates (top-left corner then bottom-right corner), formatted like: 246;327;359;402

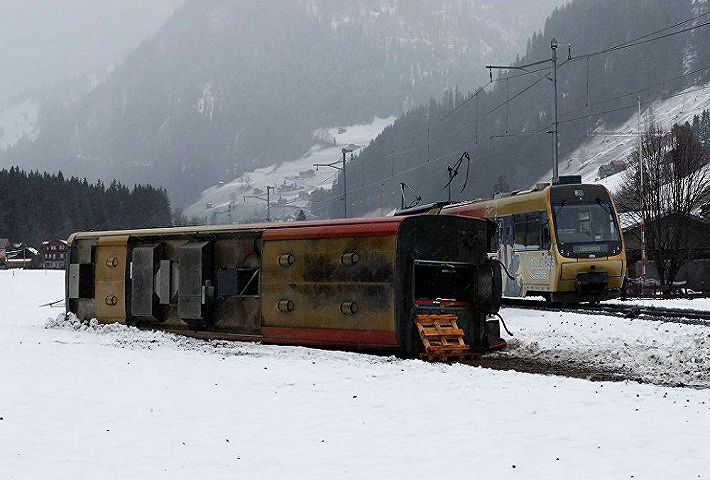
552;198;622;258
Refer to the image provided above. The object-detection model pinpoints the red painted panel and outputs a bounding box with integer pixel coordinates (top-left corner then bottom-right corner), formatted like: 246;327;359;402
261;326;399;349
263;217;404;240
441;202;487;219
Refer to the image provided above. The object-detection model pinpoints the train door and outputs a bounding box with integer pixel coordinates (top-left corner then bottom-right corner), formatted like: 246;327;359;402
94;235;129;324
499;215;522;297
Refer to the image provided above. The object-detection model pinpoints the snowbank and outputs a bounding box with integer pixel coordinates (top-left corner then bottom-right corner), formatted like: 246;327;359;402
498;307;710;388
2;270;710;479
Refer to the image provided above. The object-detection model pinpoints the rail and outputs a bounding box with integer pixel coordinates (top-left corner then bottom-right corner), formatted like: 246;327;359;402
501;298;710;326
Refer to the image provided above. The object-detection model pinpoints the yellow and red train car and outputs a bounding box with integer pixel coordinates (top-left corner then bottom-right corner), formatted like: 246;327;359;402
66;215;503;356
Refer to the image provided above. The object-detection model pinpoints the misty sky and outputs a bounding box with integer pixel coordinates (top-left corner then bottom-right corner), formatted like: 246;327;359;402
0;0;184;103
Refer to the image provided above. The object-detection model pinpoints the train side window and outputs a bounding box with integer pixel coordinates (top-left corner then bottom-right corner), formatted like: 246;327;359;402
513;214;526;250
541;212;551;250
526;213;541;250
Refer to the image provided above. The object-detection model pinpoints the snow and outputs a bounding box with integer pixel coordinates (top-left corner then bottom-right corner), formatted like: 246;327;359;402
543;81;710;192
498;307;710;388
604;297;710;312
0;99;39;151
2;269;710;479
183;116;396;223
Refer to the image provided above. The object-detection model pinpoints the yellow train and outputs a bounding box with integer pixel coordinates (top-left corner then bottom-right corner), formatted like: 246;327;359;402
441;177;626;303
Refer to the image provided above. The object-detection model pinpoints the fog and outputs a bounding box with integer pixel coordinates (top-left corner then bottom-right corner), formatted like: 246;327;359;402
0;0;184;103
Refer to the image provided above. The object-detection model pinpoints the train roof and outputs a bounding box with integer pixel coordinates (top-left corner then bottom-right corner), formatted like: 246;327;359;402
442;181;614;217
68;214;490;244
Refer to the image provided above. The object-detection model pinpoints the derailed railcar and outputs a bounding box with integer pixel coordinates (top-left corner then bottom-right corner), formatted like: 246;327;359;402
66;215;502;356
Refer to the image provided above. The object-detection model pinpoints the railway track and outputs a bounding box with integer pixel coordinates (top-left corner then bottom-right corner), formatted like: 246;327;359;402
501;297;710;326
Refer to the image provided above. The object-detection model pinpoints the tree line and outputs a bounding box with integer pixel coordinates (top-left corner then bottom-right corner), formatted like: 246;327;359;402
0;167;171;245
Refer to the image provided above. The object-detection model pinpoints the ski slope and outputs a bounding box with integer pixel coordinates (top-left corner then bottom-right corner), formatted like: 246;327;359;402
2;269;710;479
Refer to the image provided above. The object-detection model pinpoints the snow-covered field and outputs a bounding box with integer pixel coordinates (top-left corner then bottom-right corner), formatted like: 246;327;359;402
498;307;710;388
2;269;710;479
184;116;396;223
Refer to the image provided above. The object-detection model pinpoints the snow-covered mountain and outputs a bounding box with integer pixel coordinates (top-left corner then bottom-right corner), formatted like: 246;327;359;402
0;0;566;207
550;81;710;193
183;116;396;223
330;0;710;217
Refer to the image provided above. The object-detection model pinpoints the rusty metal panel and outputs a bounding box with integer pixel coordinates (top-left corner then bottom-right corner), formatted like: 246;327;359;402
178;241;213;321
262;283;395;331
262;236;396;285
95;235;129;324
261;236;396;332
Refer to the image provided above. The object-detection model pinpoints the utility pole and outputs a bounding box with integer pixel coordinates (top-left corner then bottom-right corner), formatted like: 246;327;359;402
227;193;235;224
637;96;647;288
551;38;559;183
314;146;355;218
244;185;274;222
486;38;560;183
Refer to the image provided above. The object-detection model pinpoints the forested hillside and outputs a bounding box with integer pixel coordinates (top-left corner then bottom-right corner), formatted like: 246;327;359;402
0;0;563;207
315;0;710;217
0;168;171;245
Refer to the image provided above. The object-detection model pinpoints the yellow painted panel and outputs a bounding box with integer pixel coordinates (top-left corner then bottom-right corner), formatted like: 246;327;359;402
95;236;129;324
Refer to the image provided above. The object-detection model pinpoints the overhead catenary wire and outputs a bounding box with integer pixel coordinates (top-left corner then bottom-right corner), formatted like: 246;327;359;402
559;82;710;125
568;19;710;63
311;8;710;213
382;10;710;169
561;62;710;118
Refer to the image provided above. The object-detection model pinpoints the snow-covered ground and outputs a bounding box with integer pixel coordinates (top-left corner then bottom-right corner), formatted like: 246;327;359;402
498;307;710;388
543;81;710;192
2;269;710;479
604;297;710;312
184;116;395;223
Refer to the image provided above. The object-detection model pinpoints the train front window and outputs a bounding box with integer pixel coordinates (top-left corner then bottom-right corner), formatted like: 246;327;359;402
552;199;621;257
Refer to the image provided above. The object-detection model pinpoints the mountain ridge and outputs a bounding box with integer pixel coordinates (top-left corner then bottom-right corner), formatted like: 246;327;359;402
0;0;565;207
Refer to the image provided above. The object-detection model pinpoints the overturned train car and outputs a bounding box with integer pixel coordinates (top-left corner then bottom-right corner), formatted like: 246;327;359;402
66;215;503;356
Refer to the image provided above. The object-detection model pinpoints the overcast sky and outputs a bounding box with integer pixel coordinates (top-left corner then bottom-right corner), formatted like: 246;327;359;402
0;0;184;103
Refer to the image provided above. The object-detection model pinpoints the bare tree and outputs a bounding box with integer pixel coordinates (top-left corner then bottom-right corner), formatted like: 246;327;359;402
617;121;710;287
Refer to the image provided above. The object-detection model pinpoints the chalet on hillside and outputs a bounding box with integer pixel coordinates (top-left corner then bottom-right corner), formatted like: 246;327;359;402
41;239;69;270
